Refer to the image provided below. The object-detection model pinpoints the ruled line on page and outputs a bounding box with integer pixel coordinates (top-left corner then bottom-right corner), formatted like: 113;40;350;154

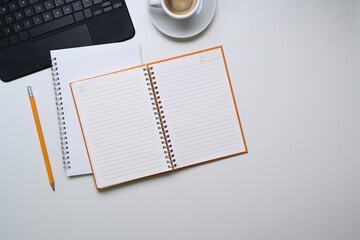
92;128;155;147
165;114;234;132
97;151;162;166
95;142;161;163
167;108;232;124
102;165;163;181
79;77;140;97
101;162;163;177
157;67;221;82
92;124;154;141
172;126;238;145
178;144;242;161
93;134;156;151
100;159;162;174
84;95;145;113
155;60;219;76
156;73;223;91
82;88;147;106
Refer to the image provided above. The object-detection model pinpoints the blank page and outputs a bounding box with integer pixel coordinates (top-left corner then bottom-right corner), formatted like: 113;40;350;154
148;47;247;169
70;66;170;189
50;41;142;176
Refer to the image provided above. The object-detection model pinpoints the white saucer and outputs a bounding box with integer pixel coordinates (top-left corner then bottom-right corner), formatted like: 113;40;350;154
147;0;216;39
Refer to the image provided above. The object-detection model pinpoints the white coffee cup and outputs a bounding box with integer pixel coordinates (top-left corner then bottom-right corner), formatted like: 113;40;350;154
149;0;201;20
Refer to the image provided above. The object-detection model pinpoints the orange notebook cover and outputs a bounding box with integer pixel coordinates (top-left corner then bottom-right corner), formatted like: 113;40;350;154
70;46;247;189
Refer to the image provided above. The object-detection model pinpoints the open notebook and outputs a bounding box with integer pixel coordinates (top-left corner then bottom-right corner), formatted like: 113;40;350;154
70;46;247;189
50;41;142;176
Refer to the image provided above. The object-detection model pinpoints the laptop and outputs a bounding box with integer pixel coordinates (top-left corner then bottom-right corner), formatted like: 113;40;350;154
0;0;135;82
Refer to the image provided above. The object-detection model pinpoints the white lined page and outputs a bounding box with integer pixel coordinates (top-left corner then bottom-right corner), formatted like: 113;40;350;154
148;47;246;168
71;66;170;189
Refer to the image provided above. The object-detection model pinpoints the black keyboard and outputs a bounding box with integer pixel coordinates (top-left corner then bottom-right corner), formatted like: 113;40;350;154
0;0;123;49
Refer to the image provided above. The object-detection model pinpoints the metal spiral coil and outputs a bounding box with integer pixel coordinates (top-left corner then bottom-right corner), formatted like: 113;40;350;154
51;57;71;169
143;67;176;169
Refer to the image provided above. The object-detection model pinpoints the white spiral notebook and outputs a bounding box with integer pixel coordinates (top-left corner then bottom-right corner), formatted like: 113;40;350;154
69;46;247;189
50;41;142;176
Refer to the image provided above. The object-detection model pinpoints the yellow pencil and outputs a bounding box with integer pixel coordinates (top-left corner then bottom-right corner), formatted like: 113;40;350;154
27;86;55;191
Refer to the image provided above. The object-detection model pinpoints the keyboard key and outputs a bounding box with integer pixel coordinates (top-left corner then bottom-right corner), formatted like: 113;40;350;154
34;2;45;13
5;13;15;24
24;6;35;17
83;8;91;18
65;0;72;2
18;31;29;41
93;9;102;15
8;1;19;11
103;6;112;12
113;2;122;8
74;11;83;21
43;11;53;21
52;7;63;18
33;15;43;25
93;0;102;4
23;18;33;28
44;0;55;10
13;21;24;32
101;1;109;7
18;0;29;7
0;38;10;48
8;34;19;44
0;18;4;26
28;15;74;37
62;4;72;14
54;0;64;7
82;0;92;8
3;25;13;35
72;1;82;11
0;5;9;15
29;0;39;4
14;10;25;20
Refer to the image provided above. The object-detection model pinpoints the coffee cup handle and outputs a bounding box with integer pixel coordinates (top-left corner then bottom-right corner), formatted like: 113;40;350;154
149;0;162;8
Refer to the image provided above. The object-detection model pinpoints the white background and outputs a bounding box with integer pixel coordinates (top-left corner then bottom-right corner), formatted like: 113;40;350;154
1;0;359;239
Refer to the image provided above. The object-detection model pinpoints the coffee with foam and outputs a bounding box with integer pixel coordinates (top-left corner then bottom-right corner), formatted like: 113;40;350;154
165;0;197;15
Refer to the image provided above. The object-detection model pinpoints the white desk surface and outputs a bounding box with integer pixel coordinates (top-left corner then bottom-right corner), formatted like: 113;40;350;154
1;1;359;239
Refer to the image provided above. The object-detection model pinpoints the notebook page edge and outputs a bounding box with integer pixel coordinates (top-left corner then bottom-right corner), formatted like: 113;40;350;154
219;46;248;153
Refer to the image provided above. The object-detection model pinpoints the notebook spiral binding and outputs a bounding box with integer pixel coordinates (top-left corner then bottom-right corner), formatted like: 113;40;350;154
51;57;71;169
143;67;176;169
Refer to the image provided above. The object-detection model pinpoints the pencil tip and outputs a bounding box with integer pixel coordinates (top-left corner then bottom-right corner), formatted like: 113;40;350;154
51;182;55;191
